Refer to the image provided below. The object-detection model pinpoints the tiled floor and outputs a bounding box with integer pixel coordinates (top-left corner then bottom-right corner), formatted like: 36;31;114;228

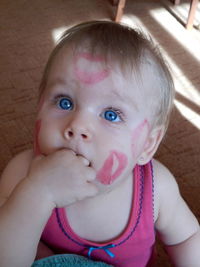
0;0;199;265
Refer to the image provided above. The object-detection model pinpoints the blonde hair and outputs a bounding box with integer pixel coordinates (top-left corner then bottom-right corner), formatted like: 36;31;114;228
39;20;175;130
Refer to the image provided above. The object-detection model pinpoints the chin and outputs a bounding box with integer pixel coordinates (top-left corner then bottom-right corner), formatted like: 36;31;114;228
93;179;114;194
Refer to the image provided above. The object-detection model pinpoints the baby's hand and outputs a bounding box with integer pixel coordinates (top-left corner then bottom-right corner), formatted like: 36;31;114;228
26;149;98;207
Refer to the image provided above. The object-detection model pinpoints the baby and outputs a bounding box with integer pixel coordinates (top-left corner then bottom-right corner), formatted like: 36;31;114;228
0;21;200;267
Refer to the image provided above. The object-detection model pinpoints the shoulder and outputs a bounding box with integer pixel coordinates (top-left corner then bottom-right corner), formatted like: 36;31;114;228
151;159;179;222
152;159;199;245
0;149;34;205
152;159;179;195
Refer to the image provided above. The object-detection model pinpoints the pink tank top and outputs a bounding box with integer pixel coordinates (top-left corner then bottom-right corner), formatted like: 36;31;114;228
41;162;155;267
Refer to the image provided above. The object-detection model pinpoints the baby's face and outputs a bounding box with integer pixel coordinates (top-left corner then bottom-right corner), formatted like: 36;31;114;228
35;47;152;191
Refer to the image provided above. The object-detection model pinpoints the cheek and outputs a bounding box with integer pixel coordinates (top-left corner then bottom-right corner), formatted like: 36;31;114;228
34;97;45;155
34;119;61;155
37;95;45;112
34;119;42;156
131;119;149;157
74;52;110;85
96;150;128;185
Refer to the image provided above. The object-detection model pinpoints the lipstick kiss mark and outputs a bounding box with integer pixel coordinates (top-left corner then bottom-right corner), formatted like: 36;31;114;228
131;119;149;157
97;150;128;185
74;52;110;85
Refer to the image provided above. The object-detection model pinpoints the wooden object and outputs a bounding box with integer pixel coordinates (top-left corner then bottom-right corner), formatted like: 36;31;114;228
114;0;127;22
186;0;199;29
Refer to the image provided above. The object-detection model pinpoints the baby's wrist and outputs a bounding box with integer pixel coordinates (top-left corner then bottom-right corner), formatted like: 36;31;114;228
21;176;56;212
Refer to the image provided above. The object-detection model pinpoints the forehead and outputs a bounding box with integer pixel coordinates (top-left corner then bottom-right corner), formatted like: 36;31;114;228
46;46;152;108
48;42;138;78
48;46;136;82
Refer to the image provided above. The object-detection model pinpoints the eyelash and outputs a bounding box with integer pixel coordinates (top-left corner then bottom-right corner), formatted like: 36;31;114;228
52;95;125;122
52;95;73;109
102;107;125;122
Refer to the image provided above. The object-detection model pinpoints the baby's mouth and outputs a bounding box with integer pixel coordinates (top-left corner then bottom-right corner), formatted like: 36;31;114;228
74;152;92;167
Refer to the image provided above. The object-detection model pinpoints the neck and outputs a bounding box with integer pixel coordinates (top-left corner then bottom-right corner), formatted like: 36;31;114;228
70;173;133;210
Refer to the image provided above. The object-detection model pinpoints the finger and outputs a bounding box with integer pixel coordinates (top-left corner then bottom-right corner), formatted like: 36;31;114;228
55;148;76;157
85;169;96;182
76;154;90;166
33;154;44;162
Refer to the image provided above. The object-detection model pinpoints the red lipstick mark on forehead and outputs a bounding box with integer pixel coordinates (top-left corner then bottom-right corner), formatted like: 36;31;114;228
34;119;42;156
97;150;128;185
74;52;110;85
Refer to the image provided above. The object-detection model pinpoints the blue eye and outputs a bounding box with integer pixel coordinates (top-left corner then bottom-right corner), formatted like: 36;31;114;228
103;110;121;122
58;98;73;110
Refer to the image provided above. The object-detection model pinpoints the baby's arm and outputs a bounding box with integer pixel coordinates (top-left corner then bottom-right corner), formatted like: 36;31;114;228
154;160;200;266
0;149;97;267
0;150;56;267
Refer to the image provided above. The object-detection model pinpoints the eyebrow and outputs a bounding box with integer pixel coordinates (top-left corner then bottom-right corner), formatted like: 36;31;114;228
109;89;139;111
47;78;138;110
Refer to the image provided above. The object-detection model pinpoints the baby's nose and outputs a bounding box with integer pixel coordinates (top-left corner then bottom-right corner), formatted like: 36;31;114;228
64;114;93;142
64;128;91;141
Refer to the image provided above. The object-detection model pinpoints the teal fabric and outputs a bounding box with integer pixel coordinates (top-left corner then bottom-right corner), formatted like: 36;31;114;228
32;254;113;267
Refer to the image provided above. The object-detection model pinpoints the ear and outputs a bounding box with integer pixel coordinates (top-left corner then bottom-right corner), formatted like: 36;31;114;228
137;125;165;165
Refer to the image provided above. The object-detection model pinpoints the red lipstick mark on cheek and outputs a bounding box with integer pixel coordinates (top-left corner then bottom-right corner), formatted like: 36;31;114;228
74;52;110;85
131;119;149;157
97;150;128;185
34;119;42;156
